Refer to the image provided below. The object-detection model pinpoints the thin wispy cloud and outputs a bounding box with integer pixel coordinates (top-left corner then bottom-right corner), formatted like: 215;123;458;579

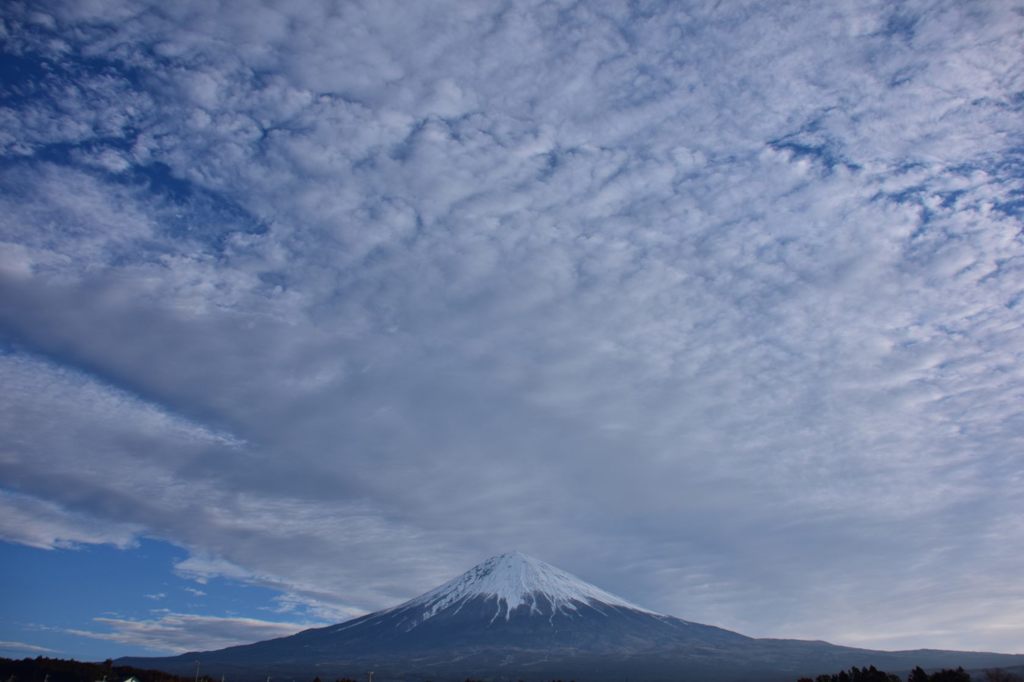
0;641;59;655
1;0;1022;656
67;614;321;655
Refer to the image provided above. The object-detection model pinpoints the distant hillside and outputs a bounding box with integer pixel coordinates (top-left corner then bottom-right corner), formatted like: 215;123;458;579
0;656;210;682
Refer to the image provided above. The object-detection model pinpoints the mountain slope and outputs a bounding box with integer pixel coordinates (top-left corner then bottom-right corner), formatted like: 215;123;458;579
118;552;1024;682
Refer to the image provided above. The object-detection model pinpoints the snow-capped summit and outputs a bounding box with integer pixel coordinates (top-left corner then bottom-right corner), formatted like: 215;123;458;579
399;550;658;621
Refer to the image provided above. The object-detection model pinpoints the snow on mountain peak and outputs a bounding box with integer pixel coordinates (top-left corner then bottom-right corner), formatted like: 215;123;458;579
402;551;659;621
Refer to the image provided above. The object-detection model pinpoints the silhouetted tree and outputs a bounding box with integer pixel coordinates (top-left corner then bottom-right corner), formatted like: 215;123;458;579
800;666;921;682
984;671;1023;682
910;667;931;682
801;666;895;682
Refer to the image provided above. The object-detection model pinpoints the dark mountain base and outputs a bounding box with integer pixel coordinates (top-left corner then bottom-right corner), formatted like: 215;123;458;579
118;644;1024;682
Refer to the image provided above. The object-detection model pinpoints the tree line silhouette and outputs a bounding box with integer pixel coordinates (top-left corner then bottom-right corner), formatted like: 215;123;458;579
0;657;211;682
798;665;1023;682
5;658;1021;682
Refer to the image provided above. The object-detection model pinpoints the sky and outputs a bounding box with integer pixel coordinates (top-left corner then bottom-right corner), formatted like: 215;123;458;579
1;0;1023;662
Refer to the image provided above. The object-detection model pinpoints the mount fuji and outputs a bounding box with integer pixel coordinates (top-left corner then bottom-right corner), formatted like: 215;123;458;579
118;552;1024;682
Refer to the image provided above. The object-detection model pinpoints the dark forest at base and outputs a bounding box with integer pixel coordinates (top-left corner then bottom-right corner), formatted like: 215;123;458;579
797;665;1023;682
0;657;212;682
5;659;1024;682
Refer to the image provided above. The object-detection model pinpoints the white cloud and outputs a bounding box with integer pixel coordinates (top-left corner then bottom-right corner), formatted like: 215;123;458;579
67;613;321;655
1;0;1022;654
0;489;139;551
0;640;59;655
